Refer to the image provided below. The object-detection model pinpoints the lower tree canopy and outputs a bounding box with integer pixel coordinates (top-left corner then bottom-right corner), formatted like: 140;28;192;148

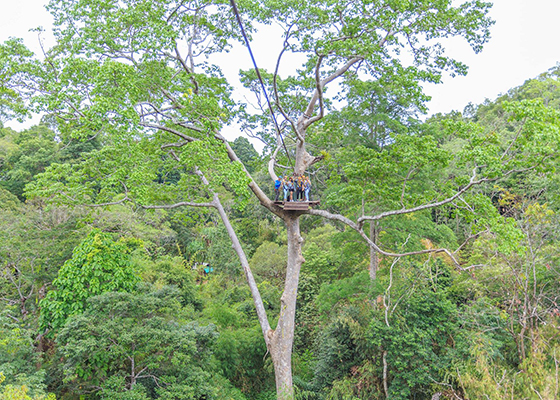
39;230;140;334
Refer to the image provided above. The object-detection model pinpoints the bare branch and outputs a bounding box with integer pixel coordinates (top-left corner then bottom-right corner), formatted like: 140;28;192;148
214;132;283;216
139;122;200;142
454;228;490;254
78;181;133;208
319;57;362;88
166;0;187;23
136;373;163;388
189;166;273;347
268;145;281;181
64;99;87;118
273;24;297;133
307;208;462;268
84;197;131;208
5;313;20;323
501;116;527;160
160;88;185;110
358;167;487;224
305;55;326;126
378;29;395;48
174;45;199;94
161;141;191;149
384;257;401;327
141;201;215;209
307;153;325;167
302;56;363;130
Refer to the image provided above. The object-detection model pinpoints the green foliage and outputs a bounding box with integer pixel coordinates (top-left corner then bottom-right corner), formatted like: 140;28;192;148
0;188;20;212
196;274;277;396
39;230;139;334
310;260;471;399
0;372;56;400
230;202;283;252
0;203;85;322
313;306;371;393
0;125;58;200
368;291;463;399
332;76;427;149
0;38;33;122
56;287;228;399
4;0;560;398
17;0;255;214
294;274;321;352
231;137;260;174
316;272;371;317
88;205;176;254
213;326;272;396
302;225;358;282
0;315;52;399
250;241;288;283
135;255;201;310
202;224;244;278
456;319;560;399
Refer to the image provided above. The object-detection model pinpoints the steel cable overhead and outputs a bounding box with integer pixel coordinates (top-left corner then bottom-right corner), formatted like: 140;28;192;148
228;0;293;169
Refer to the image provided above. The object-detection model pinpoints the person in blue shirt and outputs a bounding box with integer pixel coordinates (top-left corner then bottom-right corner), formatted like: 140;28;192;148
282;176;289;201
274;176;282;201
304;176;311;201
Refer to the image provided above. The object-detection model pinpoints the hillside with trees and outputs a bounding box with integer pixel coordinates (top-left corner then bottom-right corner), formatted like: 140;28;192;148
1;1;560;399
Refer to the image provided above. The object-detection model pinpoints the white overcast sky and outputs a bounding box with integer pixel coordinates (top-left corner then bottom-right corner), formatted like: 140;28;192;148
2;0;560;133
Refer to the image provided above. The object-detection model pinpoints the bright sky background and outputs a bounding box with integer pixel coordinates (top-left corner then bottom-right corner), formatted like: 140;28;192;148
2;0;560;135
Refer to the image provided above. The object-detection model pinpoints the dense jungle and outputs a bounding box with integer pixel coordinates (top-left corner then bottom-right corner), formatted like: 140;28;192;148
1;0;560;399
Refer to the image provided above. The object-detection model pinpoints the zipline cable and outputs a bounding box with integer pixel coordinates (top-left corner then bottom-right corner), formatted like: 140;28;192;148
229;0;293;170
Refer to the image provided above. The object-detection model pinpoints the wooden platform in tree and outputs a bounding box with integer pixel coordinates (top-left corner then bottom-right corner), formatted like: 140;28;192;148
273;201;320;211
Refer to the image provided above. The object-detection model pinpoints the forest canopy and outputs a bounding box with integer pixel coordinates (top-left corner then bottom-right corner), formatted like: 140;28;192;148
1;0;560;399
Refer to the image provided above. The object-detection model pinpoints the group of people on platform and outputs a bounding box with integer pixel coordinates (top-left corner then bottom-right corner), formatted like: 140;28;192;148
274;174;312;202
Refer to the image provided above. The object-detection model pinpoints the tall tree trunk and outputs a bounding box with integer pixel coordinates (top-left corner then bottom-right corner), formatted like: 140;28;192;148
269;216;304;399
220;134;306;399
212;183;303;399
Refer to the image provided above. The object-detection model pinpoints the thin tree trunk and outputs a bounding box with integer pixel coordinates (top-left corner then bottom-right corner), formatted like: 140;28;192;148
130;356;136;389
382;350;389;397
519;325;526;362
554;347;559;398
369;222;379;281
221;122;310;399
212;191;272;341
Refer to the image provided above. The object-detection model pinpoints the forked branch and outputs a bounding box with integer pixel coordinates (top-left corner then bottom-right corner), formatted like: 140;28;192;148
358;166;486;224
214;132;284;217
307;208;463;268
305;55;325;126
273;24;297;134
301;56;363;130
